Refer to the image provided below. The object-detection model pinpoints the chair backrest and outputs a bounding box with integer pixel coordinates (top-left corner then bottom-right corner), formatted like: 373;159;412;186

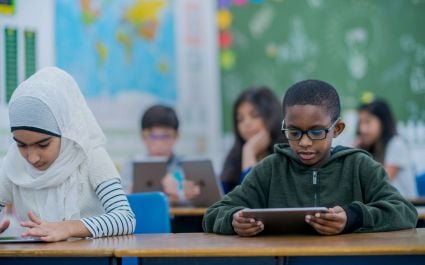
127;192;171;233
416;172;425;197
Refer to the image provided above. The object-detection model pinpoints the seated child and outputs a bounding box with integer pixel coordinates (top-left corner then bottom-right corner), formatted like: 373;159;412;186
203;79;417;236
220;87;286;193
354;98;417;197
126;104;200;205
0;67;135;241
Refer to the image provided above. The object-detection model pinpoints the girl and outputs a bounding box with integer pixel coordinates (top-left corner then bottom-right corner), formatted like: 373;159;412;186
220;86;285;193
0;67;135;242
355;99;417;197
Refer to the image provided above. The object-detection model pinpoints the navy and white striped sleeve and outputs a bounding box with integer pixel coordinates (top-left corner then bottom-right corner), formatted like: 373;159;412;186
81;179;136;238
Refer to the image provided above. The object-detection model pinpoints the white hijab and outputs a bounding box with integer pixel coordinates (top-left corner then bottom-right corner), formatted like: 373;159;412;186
2;67;106;221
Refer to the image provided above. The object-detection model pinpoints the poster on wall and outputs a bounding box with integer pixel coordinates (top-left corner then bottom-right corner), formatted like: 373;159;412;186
0;0;15;15
4;27;17;103
55;0;176;162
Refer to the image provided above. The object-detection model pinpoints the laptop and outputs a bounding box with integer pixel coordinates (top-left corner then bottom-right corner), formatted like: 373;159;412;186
132;158;168;193
181;158;224;207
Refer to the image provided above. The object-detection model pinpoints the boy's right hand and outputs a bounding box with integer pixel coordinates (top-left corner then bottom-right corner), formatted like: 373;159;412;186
0;219;10;233
232;209;264;237
161;173;180;204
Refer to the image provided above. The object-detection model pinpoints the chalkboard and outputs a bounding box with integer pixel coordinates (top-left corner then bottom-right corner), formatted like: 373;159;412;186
218;0;425;132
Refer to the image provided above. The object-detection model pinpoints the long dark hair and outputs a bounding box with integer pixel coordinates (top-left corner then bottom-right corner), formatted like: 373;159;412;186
357;99;397;163
220;86;285;185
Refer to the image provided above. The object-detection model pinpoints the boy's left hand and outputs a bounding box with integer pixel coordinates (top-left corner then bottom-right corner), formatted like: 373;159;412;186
305;206;347;235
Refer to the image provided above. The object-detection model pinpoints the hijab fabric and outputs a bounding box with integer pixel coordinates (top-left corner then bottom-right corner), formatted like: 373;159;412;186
2;66;106;221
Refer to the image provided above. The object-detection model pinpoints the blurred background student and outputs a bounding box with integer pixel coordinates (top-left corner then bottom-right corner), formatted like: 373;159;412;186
354;98;417;198
123;105;200;205
220;87;286;194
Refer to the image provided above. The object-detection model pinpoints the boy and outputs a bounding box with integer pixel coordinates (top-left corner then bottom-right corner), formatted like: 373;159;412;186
203;80;417;236
128;104;199;205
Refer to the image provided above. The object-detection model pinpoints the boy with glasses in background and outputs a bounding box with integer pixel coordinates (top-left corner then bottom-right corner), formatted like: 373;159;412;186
203;80;417;236
123;105;200;205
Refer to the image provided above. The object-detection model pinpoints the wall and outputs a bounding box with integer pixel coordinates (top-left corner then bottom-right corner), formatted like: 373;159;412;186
0;0;55;155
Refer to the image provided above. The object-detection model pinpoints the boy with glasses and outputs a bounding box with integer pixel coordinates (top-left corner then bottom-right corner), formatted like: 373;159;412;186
123;105;200;205
203;80;417;236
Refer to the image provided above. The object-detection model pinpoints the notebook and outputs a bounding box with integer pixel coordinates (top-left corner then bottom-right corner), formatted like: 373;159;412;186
180;158;224;207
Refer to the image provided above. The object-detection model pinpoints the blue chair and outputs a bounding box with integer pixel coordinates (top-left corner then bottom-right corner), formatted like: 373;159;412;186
124;192;171;265
127;191;171;234
416;172;425;196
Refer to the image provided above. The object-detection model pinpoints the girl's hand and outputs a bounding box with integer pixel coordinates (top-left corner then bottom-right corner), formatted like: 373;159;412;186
244;129;271;156
0;219;10;233
184;180;200;200
305;206;347;235
242;129;271;170
232;209;264;237
20;212;72;242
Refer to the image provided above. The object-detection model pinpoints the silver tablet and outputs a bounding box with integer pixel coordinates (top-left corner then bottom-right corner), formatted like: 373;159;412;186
241;207;328;234
0;236;43;243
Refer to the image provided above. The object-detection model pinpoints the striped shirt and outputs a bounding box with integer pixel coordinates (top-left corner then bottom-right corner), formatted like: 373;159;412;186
81;179;136;238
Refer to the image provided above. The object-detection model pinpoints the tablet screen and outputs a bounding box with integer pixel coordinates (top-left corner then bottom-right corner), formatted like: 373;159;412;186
241;207;328;234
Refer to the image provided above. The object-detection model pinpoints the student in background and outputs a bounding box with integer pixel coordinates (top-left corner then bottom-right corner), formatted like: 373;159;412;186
127;104;200;205
0;67;135;241
220;87;285;193
204;79;417;236
354;98;417;197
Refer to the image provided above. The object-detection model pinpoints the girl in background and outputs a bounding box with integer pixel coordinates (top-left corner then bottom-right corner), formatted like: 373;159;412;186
0;67;135;241
355;99;417;197
220;87;285;193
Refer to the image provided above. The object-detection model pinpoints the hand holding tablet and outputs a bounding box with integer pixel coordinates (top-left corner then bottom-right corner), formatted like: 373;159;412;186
240;207;329;234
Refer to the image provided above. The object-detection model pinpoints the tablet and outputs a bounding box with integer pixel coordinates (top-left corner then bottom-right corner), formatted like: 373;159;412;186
180;158;224;207
132;158;168;193
241;207;328;234
0;236;43;243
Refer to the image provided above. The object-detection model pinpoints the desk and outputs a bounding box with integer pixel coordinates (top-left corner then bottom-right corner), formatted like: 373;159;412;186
409;197;425;206
115;229;425;265
169;207;206;216
169;207;206;233
0;235;130;265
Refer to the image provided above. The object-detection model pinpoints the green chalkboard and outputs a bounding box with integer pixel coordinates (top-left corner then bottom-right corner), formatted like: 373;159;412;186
219;0;425;132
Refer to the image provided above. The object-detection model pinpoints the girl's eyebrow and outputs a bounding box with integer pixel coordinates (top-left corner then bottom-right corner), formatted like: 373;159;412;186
13;136;52;146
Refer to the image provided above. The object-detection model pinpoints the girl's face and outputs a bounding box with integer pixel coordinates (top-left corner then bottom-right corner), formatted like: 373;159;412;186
357;110;382;146
13;130;61;171
236;101;267;141
284;104;344;167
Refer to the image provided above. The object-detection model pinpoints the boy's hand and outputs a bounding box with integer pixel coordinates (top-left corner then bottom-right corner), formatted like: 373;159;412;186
161;173;179;197
232;209;264;237
305;206;347;235
0;219;10;233
184;180;200;200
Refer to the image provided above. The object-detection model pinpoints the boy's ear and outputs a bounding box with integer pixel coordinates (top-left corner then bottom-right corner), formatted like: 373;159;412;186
333;120;345;138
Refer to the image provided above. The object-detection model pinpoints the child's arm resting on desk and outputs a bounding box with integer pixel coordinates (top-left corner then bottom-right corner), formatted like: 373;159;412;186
20;179;135;241
81;178;136;238
203;168;268;235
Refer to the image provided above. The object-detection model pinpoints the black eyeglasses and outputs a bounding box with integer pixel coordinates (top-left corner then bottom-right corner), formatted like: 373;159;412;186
281;118;340;141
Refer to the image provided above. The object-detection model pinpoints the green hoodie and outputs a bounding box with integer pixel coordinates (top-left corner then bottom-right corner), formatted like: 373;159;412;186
203;144;418;235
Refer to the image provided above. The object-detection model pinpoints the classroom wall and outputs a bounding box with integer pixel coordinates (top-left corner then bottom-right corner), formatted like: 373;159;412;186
0;0;55;155
0;0;424;174
0;0;223;172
